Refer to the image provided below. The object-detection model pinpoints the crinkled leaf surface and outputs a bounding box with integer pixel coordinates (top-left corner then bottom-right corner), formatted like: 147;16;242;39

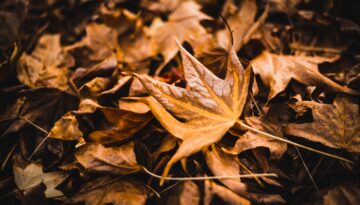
252;51;358;99
285;95;360;152
136;44;251;179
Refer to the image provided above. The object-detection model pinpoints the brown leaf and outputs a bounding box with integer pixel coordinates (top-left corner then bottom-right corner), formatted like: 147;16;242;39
285;94;360;152
166;181;200;205
17;34;74;91
148;1;212;65
47;112;85;145
225;116;287;159
69;177;148;205
217;0;267;51
204;146;246;194
136;44;251;179
14;163;68;198
252;51;358;99
74;142;141;174
205;180;250;205
87;99;153;144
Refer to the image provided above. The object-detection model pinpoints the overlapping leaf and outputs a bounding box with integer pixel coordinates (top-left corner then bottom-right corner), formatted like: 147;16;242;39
252;51;358;99
285;94;360;152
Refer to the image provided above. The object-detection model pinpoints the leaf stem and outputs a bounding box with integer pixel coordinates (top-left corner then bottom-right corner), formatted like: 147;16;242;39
237;120;353;164
142;167;277;181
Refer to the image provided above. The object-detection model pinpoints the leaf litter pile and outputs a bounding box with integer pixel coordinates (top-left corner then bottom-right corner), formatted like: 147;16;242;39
0;0;359;204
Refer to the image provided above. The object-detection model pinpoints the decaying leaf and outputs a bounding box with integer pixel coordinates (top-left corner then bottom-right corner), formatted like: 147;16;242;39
148;1;212;65
14;163;68;198
225;116;287;159
75;142;141;174
136;44;251;179
204;146;246;194
252;51;358;99
17;34;74;91
69;177;148;205
285;94;360;152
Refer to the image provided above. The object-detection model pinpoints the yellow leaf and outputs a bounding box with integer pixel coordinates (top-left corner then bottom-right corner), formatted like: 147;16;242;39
136;43;251;183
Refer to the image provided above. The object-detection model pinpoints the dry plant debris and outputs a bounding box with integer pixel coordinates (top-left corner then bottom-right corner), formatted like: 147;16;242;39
0;0;359;204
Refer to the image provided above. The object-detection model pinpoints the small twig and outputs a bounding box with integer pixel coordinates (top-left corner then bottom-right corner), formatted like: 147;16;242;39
19;116;48;134
19;116;50;160
238;120;353;164
295;146;319;190
1;143;18;170
142;167;277;181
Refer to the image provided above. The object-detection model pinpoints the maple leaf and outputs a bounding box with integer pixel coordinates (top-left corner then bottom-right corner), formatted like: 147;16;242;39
252;51;359;99
14;163;68;198
17;34;74;91
148;1;212;66
285;94;360;152
136;43;251;182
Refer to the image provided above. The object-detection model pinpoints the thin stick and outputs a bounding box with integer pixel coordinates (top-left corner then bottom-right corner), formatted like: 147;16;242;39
295;146;319;190
1;143;18;170
19;116;48;134
238;120;353;164
142;167;277;181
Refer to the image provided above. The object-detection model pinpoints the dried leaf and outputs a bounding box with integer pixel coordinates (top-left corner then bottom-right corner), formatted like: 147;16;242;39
204;146;246;194
17;34;74;90
225;116;287;159
48;112;83;142
14;163;68;198
88;99;153;144
69;177;147;205
285;94;360;152
148;1;212;65
75;142;141;174
217;0;258;51
205;180;250;205
166;181;200;205
136;44;251;179
252;51;358;99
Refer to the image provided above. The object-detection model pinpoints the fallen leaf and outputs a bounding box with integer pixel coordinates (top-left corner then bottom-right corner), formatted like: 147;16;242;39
87;99;153;144
285;94;360;152
204;146;246;194
14;163;68;198
75;142;141;174
225;116;287;159
17;34;74;91
136;43;251;179
148;1;212;66
216;0;261;51
252;51;358;99
69;177;148;205
0;88;79;137
205;180;250;205
166;181;200;205
47;112;85;146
